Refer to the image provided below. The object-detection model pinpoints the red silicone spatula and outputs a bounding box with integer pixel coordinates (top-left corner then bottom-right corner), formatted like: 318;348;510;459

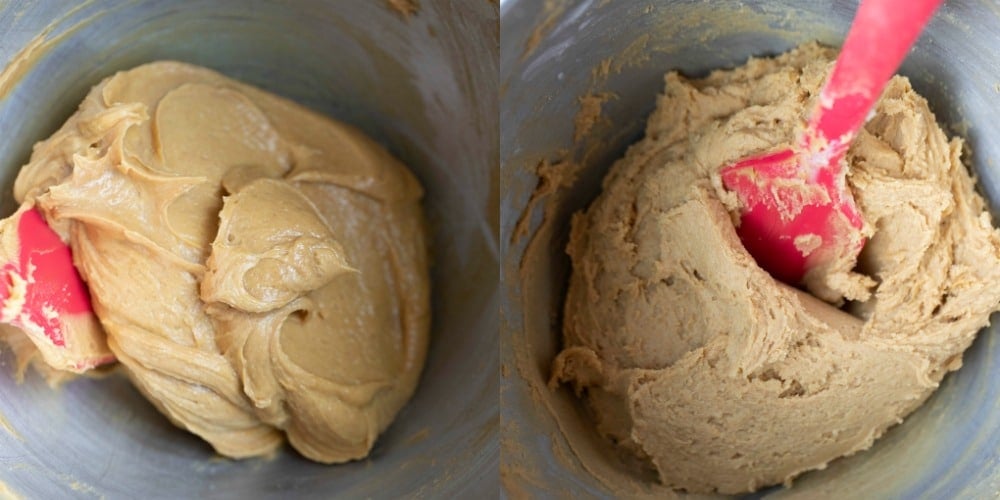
0;205;113;372
720;0;943;285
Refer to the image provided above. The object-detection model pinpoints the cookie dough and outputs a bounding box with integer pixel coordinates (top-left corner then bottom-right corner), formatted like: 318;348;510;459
551;43;1000;493
11;61;430;463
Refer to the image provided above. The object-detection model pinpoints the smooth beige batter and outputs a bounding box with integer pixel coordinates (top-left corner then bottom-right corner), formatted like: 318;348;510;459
10;61;430;463
551;43;1000;493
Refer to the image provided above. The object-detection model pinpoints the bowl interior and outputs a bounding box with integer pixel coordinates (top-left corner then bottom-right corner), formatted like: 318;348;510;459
0;0;499;497
501;0;1000;497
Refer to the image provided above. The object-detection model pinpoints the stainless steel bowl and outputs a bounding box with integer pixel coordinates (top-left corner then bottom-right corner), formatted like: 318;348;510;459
501;0;1000;497
0;1;498;497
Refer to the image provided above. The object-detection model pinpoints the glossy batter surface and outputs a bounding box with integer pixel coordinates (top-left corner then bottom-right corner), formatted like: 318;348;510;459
13;61;430;463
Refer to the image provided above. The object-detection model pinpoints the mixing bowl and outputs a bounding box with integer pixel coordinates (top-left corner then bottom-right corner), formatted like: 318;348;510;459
501;0;1000;497
0;0;498;497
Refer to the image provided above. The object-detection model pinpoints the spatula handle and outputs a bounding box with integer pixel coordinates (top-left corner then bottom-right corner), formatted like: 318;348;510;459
811;0;943;147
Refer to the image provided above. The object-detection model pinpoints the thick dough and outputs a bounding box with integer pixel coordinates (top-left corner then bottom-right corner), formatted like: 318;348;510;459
14;61;430;463
551;43;1000;493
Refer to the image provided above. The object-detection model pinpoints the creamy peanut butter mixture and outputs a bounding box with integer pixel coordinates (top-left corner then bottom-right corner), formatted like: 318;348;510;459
7;61;430;463
551;43;1000;493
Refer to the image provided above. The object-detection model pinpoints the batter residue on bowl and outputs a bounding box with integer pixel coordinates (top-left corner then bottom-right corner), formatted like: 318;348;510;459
550;42;1000;493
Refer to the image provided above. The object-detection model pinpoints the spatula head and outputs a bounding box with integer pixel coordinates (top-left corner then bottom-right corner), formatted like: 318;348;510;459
720;148;865;285
0;206;113;372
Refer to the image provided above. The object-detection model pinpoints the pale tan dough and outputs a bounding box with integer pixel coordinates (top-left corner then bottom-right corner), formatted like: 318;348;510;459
12;61;430;463
551;43;1000;493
